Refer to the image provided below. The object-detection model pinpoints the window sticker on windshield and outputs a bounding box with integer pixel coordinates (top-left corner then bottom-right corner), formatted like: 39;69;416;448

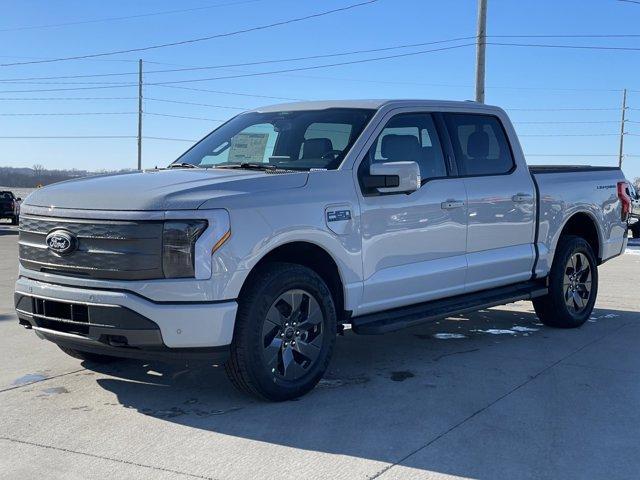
228;133;269;163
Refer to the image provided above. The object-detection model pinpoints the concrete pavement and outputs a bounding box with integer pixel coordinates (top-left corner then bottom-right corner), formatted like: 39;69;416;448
1;222;639;479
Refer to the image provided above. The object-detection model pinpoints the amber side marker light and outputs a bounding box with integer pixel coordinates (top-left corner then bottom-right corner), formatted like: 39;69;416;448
212;230;231;254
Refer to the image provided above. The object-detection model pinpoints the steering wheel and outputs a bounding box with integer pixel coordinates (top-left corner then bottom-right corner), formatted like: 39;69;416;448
320;150;343;160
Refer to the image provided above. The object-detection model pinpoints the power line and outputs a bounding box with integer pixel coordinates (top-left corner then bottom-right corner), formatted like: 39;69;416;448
147;43;476;86
0;37;476;82
490;33;640;38
145;112;224;122
154;85;304;101
519;133;618;137
0;1;379;67
0;85;135;93
507;107;619;111
0;111;136;116
145;136;198;142
525;154;619;157
0;42;472;93
489;41;640;52
0;80;137;85
145;97;247;110
0;96;137;101
0;0;263;33
513;120;619;124
0;135;135;139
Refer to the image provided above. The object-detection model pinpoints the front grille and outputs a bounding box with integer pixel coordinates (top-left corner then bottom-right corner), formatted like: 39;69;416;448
19;215;164;280
32;298;90;335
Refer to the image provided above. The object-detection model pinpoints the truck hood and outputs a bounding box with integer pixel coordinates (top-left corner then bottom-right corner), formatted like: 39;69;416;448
24;168;309;211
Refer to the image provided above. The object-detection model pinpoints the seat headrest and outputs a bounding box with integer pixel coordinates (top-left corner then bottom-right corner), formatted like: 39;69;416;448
467;130;490;159
301;138;333;159
381;134;420;162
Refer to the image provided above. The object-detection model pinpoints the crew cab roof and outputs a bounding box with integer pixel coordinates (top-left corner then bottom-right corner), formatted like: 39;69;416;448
250;99;504;113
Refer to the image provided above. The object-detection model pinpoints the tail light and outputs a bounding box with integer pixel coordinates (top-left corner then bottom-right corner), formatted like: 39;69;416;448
9;200;15;211
617;181;631;221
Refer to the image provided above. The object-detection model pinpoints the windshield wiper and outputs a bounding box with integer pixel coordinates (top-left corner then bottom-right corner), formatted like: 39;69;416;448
168;162;198;169
216;162;278;171
216;162;308;172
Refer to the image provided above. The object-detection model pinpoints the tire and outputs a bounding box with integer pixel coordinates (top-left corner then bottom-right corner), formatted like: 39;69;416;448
11;215;18;225
631;222;640;239
58;345;120;364
533;235;598;328
225;262;337;401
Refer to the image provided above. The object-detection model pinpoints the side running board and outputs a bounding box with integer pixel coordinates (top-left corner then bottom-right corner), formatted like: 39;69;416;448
351;280;548;335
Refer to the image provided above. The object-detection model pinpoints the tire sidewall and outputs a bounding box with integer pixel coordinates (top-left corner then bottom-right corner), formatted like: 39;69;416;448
549;237;598;326
236;264;337;400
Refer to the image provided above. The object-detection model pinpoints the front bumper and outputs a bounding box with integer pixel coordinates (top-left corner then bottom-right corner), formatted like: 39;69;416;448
15;276;237;364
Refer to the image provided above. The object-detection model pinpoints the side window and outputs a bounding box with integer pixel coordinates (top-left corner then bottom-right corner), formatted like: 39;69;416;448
361;113;447;182
445;114;514;176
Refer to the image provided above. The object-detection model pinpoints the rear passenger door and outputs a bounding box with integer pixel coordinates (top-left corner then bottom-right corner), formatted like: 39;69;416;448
357;111;468;314
444;113;536;292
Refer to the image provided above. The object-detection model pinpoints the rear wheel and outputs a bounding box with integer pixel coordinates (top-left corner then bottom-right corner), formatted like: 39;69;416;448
533;235;598;328
631;222;640;239
58;346;120;364
10;215;18;225
225;263;337;401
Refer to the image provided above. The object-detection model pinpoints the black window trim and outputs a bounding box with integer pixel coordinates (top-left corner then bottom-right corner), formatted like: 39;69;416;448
441;112;517;179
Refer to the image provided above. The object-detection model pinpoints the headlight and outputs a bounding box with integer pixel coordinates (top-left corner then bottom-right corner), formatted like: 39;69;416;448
162;220;208;278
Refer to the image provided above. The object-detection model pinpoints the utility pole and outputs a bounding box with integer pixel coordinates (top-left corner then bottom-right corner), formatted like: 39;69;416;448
475;0;488;103
137;59;143;171
618;88;627;168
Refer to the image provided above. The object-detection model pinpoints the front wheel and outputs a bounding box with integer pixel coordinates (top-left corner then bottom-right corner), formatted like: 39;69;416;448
225;263;337;401
533;235;598;328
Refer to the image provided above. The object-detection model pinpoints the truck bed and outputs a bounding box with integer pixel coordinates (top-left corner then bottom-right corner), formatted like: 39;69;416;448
530;165;627;277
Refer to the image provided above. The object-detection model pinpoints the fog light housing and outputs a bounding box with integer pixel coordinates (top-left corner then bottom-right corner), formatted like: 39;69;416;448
162;220;208;278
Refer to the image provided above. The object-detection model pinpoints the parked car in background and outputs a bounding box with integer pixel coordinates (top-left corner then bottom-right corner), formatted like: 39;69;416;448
628;183;640;238
14;100;631;401
0;191;21;225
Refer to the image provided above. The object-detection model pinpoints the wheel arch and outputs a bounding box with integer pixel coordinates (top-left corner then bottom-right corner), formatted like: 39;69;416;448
238;241;349;321
555;211;602;263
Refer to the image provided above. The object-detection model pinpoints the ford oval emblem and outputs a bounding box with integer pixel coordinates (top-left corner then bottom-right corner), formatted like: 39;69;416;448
45;230;77;256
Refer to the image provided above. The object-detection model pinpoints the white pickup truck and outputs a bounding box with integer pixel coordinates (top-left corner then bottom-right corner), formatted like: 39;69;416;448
15;100;632;400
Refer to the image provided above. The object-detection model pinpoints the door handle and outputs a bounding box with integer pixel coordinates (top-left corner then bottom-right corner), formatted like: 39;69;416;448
441;200;465;209
512;193;533;203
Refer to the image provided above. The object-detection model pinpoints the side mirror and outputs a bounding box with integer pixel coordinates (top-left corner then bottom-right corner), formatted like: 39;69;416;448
365;161;420;194
16;197;22;202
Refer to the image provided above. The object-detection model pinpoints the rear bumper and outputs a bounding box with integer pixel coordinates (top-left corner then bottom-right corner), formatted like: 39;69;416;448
15;276;237;363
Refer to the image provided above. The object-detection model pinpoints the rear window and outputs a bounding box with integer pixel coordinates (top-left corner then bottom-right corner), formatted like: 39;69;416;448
445;113;514;176
0;192;13;200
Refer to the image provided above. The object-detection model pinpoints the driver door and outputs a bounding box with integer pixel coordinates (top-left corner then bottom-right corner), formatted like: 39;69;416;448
357;111;468;315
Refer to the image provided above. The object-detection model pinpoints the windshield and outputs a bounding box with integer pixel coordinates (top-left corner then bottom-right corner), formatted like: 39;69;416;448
173;108;375;170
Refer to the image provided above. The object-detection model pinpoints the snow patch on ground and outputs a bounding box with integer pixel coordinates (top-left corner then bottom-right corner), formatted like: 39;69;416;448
511;326;539;332
472;329;517;335
472;325;541;335
625;246;640;255
433;333;467;340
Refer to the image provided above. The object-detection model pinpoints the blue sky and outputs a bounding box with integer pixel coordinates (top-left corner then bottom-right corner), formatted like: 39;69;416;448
1;0;639;181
